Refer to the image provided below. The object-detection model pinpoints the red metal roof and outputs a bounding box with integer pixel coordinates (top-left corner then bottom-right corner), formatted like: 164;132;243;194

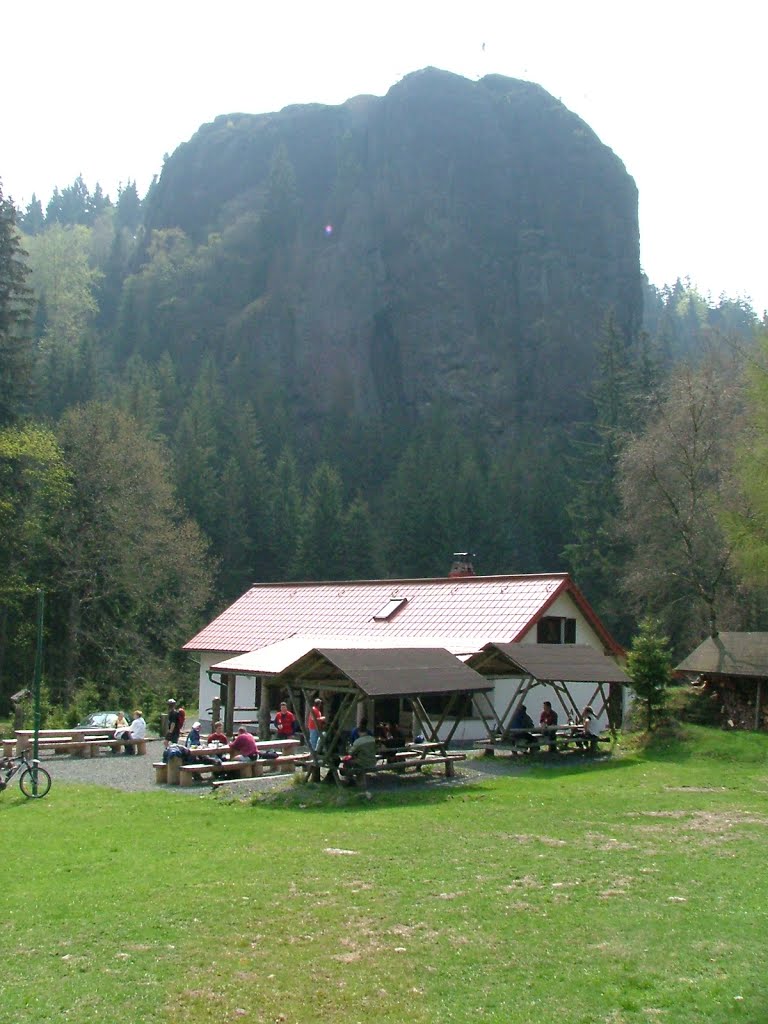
184;573;622;656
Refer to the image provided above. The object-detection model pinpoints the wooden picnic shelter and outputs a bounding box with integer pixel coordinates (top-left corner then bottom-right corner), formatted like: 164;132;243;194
465;642;631;740
213;643;492;783
675;632;768;730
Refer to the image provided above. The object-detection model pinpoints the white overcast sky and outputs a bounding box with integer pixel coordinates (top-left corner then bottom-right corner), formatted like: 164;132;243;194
3;0;766;312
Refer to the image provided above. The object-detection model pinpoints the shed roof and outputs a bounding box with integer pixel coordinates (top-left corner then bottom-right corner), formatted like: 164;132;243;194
675;632;768;679
185;573;622;656
210;633;486;676
278;647;493;698
467;642;630;684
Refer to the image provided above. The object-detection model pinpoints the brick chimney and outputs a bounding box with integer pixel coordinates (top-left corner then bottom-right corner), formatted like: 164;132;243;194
448;552;476;578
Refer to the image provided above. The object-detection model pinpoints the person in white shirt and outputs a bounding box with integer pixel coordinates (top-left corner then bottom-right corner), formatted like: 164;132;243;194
124;709;146;755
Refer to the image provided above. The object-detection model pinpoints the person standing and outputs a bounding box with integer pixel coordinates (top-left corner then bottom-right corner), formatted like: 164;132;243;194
165;699;181;746
306;698;326;751
274;702;297;739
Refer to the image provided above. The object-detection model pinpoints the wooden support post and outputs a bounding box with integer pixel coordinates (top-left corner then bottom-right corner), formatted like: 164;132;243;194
211;697;221;727
258;678;271;739
755;680;762;731
223;674;235;736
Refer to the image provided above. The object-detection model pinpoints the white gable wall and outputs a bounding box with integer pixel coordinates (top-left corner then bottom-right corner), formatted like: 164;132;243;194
433;594;614;741
518;592;604;648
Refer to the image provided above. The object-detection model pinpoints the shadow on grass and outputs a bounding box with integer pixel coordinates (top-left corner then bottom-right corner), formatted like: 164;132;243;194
244;773;490;813
465;748;637;782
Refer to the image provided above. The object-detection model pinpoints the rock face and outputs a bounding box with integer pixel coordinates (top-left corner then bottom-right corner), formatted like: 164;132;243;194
144;68;642;432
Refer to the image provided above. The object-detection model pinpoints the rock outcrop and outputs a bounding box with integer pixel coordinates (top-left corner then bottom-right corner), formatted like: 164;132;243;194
142;68;642;433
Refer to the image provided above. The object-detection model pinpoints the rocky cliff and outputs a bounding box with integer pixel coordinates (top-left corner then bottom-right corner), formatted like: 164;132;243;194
141;68;642;433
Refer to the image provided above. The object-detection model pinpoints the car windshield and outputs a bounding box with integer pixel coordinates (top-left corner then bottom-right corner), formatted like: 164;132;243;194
78;713;118;728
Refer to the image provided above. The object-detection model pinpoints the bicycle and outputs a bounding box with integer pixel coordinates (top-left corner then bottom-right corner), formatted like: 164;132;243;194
0;748;52;799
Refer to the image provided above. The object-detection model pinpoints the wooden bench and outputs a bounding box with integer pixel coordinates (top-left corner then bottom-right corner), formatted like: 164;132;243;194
251;752;311;776
178;760;256;787
15;730;120;757
28;738;94;757
211;753;312;789
350;752;466;786
33;736;148;757
181;753;311;788
86;736;148;756
476;732;611;756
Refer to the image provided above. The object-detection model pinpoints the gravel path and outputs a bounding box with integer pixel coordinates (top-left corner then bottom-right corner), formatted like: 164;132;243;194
40;742;533;796
39;740;302;795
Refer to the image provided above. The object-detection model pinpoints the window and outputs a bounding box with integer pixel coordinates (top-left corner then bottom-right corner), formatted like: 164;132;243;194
537;616;576;644
373;597;408;621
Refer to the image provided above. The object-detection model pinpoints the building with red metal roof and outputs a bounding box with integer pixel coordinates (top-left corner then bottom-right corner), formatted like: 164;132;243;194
184;569;624;736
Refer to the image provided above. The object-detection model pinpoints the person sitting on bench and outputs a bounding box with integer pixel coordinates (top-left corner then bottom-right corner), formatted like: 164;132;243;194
539;701;558;751
340;720;377;784
123;709;146;756
207;721;229;745
580;706;601;751
230;726;259;762
508;704;535;747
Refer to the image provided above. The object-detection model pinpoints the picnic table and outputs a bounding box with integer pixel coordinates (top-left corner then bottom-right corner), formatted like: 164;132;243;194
154;738;304;786
309;739;466;787
475;724;608;756
12;728;149;757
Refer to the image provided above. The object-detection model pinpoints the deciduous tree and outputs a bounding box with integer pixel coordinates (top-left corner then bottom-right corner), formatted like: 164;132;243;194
49;402;214;702
618;360;747;646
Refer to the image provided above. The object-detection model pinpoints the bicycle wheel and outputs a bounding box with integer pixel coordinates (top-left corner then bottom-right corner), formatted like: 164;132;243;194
19;764;52;799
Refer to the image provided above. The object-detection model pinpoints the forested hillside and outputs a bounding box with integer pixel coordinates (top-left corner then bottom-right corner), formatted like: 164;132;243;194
1;69;767;717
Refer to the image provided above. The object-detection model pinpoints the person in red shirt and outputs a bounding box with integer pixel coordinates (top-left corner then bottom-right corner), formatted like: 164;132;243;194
540;701;558;728
274;702;297;739
540;700;559;752
207;721;229;745
307;698;326;751
230;727;259;761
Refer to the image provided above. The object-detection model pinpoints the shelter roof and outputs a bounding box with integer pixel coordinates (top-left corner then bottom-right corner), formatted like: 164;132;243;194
210;634;486;676
185;573;622;656
675;632;768;679
467;642;630;684
278;647;493;698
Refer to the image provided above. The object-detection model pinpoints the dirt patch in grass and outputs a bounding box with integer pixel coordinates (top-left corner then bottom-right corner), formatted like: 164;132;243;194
665;786;728;792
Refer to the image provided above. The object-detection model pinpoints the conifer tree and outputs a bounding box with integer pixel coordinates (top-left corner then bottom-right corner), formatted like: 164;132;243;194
266;448;303;581
0;183;34;425
294;463;346;580
626;617;673;730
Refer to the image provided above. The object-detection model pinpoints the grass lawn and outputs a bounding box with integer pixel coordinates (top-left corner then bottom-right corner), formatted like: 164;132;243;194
2;725;768;1024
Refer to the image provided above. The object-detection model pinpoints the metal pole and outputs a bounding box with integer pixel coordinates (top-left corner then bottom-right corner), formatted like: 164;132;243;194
33;589;44;766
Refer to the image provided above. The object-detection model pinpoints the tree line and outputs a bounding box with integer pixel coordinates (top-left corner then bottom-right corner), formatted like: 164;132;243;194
1;174;768;719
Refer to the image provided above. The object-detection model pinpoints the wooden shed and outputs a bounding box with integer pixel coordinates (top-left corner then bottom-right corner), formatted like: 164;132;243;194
675;632;768;730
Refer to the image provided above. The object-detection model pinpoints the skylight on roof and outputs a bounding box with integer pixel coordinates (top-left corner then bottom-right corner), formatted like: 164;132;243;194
373;597;408;621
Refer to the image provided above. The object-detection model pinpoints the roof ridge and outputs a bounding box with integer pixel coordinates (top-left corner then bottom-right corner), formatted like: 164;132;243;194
240;572;571;590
